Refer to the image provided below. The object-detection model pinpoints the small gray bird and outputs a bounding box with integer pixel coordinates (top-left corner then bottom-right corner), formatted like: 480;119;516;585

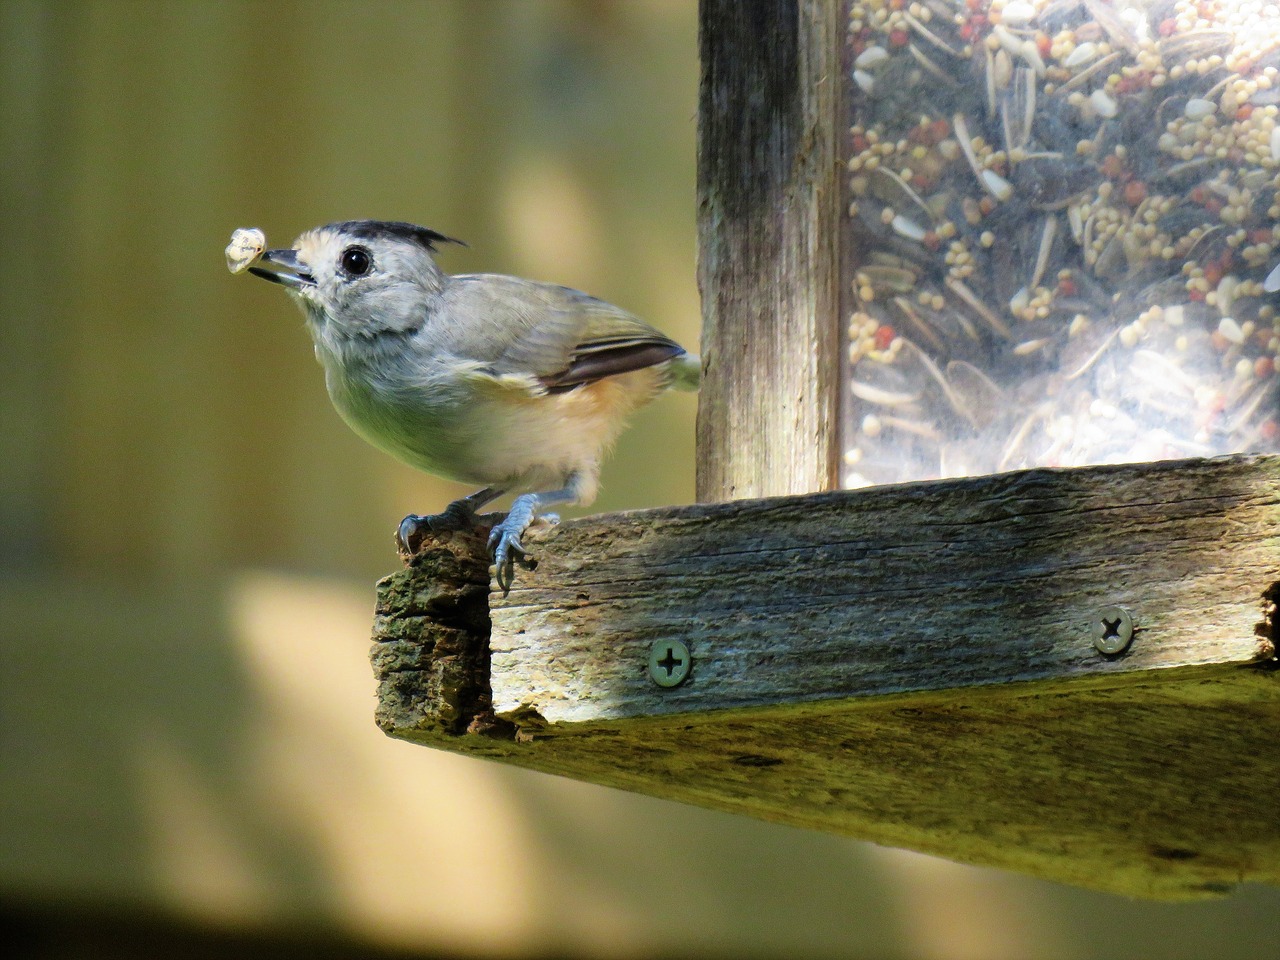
239;220;699;591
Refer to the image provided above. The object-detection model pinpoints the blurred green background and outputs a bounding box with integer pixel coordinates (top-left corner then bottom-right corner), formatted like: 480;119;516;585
3;1;1280;957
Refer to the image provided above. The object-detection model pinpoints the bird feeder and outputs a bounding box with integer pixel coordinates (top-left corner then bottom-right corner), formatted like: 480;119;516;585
840;0;1280;488
372;0;1280;899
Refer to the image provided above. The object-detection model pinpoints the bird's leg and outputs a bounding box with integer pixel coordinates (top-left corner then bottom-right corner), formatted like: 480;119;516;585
395;486;505;558
488;473;590;595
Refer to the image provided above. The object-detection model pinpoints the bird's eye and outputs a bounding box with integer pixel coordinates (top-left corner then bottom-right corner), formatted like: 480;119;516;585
339;246;373;277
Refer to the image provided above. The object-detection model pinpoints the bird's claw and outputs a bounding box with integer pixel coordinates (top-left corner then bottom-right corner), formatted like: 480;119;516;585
395;500;482;558
488;520;539;595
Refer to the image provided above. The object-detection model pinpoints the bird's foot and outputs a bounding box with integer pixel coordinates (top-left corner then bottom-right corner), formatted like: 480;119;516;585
487;496;559;595
395;499;485;559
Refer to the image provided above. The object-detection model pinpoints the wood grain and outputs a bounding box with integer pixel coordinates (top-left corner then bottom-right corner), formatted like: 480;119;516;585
695;0;843;501
490;455;1279;723
372;455;1280;899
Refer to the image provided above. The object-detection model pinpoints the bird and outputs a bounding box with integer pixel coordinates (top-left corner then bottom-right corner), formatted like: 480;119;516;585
236;220;699;592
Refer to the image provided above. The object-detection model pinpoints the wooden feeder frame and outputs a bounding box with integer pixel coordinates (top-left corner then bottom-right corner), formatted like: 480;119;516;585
369;0;1280;899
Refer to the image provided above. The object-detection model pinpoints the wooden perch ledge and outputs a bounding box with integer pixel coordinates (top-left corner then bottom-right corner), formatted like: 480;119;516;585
371;454;1280;900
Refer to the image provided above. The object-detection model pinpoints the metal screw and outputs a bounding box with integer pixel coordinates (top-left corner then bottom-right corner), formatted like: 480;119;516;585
1093;605;1135;655
648;639;691;688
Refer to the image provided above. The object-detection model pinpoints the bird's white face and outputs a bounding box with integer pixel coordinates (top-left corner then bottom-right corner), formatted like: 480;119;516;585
249;220;457;339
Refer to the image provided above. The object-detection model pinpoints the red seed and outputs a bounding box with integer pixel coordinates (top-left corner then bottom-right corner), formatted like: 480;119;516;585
1101;154;1125;179
1190;288;1206;302
1256;357;1275;379
1123;180;1147;207
1036;33;1051;58
1236;104;1254;122
1158;17;1177;37
1118;71;1151;94
1262;420;1280;442
922;231;941;252
930;118;951;142
889;28;909;47
1204;262;1224;286
1057;277;1077;296
874;324;896;351
961;14;987;41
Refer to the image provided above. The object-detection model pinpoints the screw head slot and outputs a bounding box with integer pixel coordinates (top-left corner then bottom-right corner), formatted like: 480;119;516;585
1093;605;1135;656
648;640;691;688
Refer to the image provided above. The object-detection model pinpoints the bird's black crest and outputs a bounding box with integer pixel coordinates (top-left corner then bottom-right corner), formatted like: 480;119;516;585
331;220;466;251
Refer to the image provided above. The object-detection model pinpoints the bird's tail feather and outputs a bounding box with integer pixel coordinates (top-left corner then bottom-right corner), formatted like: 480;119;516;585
668;351;701;391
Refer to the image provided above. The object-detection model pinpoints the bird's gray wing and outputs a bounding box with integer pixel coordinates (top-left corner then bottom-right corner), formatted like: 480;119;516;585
442;275;685;394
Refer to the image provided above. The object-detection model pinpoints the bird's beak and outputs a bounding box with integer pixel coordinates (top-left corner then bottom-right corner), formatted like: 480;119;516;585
248;249;316;289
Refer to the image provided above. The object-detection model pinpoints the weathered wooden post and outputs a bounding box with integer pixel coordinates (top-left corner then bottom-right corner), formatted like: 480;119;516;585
372;0;1280;899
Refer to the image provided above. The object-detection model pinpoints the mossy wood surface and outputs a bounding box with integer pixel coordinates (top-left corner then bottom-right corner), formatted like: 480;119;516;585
372;455;1280;900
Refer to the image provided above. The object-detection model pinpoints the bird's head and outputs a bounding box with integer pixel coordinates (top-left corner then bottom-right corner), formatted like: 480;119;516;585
249;220;463;338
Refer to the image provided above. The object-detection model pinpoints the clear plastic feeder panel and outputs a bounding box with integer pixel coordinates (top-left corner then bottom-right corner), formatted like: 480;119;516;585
842;0;1280;488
